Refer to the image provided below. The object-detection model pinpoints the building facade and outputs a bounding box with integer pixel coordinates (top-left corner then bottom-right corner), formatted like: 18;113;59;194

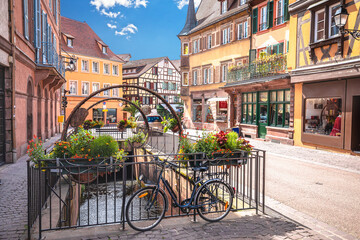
289;0;360;153
179;0;252;131
223;0;293;144
122;57;181;109
1;0;65;162
61;17;126;124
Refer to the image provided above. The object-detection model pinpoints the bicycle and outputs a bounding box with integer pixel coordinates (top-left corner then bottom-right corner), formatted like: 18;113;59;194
125;156;234;231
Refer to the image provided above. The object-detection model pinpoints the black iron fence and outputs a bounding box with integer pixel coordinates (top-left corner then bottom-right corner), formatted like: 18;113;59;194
27;148;265;239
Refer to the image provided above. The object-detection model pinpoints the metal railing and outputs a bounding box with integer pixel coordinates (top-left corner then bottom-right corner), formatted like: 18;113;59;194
28;149;265;239
36;42;65;77
275;15;285;26
227;54;287;83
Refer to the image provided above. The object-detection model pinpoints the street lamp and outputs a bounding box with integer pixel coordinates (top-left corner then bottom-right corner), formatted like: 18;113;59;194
334;5;360;40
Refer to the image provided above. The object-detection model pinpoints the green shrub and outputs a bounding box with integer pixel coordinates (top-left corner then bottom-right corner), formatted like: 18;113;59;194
90;135;119;158
225;131;239;151
69;128;94;158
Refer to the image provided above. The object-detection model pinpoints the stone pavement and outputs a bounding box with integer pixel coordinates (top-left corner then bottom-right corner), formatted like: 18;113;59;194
41;211;327;240
0;134;61;240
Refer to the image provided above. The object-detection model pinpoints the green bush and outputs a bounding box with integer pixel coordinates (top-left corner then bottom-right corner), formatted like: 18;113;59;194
69;128;94;158
225;131;239;151
90;135;119;158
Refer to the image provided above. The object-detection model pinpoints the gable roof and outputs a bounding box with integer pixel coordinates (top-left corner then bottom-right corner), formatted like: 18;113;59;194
123;57;165;79
60;16;124;63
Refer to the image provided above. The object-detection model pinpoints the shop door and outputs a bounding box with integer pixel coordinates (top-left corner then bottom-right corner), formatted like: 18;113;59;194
352;96;360;152
258;104;268;138
0;67;5;165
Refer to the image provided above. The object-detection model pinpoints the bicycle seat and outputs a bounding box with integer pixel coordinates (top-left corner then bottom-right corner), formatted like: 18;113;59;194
192;166;208;172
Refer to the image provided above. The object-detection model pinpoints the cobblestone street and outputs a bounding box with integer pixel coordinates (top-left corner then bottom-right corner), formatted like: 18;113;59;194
0;135;60;240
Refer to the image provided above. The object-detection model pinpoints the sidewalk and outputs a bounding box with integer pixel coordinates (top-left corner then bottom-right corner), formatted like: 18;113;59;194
0;134;61;240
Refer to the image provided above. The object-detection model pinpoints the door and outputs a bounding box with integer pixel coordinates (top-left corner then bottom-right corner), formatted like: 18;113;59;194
0;67;6;165
352;96;360;152
258;91;269;139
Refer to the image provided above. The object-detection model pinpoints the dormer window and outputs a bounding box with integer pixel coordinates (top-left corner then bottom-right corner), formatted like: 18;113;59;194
67;38;73;47
102;46;107;54
221;1;227;14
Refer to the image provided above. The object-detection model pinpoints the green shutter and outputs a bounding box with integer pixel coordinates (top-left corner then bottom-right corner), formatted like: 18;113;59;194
268;1;273;29
252;8;258;34
287;41;289;53
284;0;289;21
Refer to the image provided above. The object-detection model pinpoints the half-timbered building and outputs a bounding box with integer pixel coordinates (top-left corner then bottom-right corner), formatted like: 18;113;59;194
122;57;181;109
289;0;360;153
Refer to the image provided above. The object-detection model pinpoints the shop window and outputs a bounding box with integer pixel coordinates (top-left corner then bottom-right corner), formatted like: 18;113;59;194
205;105;214;123
193;100;202;122
93;109;104;122
304;98;342;136
106;109;117;123
242;92;257;124
269;89;290;127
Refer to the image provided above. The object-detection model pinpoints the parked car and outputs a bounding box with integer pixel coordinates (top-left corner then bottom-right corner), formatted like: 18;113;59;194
135;113;163;131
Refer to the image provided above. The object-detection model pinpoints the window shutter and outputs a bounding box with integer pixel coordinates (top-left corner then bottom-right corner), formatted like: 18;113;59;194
216;31;220;45
284;0;289;21
24;0;29;40
287;41;289;53
189;41;192;54
230;23;234;42
212;33;215;47
247;17;251;37
199;38;202;51
150;97;153;104
151;82;154;89
279;42;284;54
252;8;258;34
203;37;207;50
267;1;273;29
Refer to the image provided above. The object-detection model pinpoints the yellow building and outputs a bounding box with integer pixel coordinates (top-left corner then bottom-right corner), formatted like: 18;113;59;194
288;0;360;153
179;0;251;131
61;17;126;124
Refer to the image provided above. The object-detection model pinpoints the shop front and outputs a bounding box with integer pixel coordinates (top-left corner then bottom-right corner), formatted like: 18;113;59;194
225;77;294;145
190;90;229;131
294;79;360;152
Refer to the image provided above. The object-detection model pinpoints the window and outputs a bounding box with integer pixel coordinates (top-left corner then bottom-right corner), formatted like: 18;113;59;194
92;83;100;94
146;82;151;89
168;69;173;75
183;72;189;86
194;40;199;53
304;98;342;136
193;70;198;85
221;0;227;14
203;69;208;84
221;65;228;82
67;38;73;47
102;46;107;54
92;62;99;73
81;60;89;72
183;43;189;55
163;82;168;90
208;68;212;83
69;81;77;95
329;4;340;37
24;0;29;40
113;65;119;75
269;90;290;127
103;83;110;96
81;82;89;95
112;84;118;97
314;9;325;42
276;0;284;25
237;21;248;40
240;0;246;5
208;35;212;49
242;92;257;124
104;63;110;74
260;6;268;31
193;100;202;122
152;67;158;75
222;27;231;44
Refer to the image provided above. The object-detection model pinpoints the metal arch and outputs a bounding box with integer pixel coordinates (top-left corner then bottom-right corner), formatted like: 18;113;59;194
86;97;150;133
61;84;182;141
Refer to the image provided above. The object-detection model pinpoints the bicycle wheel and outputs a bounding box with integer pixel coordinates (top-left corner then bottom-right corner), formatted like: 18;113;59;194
125;186;167;231
195;180;233;222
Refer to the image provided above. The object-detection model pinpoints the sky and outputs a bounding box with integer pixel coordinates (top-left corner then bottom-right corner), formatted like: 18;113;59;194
61;0;201;61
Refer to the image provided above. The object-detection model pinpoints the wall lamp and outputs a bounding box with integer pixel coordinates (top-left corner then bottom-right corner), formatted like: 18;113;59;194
334;5;360;40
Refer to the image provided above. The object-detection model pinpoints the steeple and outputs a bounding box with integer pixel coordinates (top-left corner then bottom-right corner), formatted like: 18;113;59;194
178;0;197;36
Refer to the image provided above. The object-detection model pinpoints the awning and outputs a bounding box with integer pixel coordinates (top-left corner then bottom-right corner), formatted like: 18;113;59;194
207;97;228;102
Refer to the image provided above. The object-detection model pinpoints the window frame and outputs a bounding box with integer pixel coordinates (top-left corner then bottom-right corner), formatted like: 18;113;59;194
69;80;78;95
259;5;268;31
103;83;110;96
241;92;257;124
92;61;99;73
208;35;212;49
92;82;100;95
81;81;90;95
183;72;189;86
102;46;107;54
314;9;326;42
269;89;290;127
275;0;284;26
182;42;189;55
221;64;228;82
81;60;89;72
328;3;340;38
103;63;110;75
112;84;119;97
193;70;198;85
221;0;227;14
112;65;119;76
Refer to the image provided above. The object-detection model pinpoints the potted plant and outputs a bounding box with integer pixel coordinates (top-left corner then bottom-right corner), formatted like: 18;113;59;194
161;117;180;133
117;120;128;131
127;131;147;148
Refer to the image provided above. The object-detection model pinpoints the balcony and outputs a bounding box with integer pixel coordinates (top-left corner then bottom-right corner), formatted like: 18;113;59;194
227;54;287;83
36;42;65;78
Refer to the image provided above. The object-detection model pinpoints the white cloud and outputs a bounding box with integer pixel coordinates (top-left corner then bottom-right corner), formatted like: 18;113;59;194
101;9;122;18
175;0;201;10
115;24;138;36
90;0;147;10
107;23;117;29
135;0;148;8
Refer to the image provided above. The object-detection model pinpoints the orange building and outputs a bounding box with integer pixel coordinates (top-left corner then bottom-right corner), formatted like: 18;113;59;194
289;0;360;153
61;17;126;124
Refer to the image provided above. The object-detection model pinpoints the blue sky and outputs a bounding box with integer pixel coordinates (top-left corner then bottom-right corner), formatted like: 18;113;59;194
61;0;201;61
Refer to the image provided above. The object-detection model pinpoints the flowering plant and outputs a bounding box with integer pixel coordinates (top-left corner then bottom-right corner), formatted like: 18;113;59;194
52;141;72;159
83;120;104;130
69;128;94;158
27;135;45;166
161;117;179;133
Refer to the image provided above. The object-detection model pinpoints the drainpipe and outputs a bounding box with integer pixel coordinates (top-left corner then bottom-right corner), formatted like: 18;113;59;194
9;0;17;162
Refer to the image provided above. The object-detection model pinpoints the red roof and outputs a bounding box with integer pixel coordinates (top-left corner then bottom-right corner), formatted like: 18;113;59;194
60;16;124;63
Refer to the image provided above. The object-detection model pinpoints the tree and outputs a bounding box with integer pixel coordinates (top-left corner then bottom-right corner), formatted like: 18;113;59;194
123;100;140;117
